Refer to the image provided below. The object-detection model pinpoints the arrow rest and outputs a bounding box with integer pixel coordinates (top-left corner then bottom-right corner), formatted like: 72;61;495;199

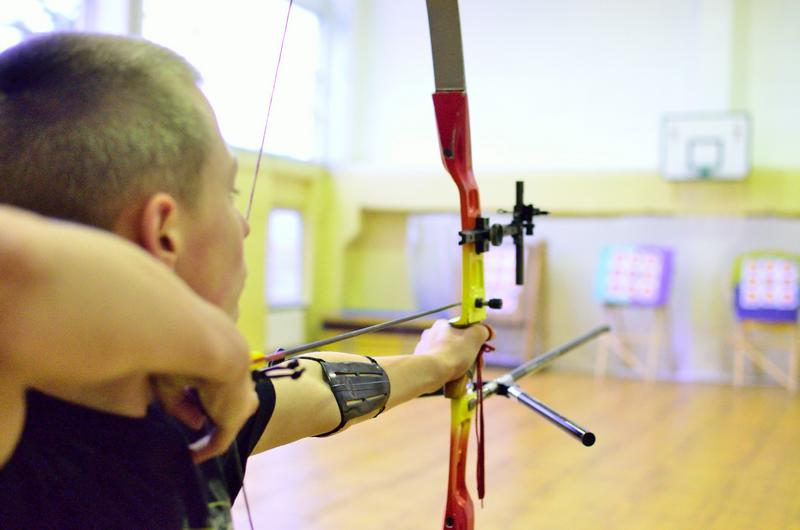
457;181;549;285
252;358;305;382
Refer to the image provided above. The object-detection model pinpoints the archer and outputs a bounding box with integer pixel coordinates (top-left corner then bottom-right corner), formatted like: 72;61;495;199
0;32;489;529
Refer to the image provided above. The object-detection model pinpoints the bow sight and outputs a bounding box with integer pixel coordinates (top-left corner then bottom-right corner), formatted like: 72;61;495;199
457;181;548;285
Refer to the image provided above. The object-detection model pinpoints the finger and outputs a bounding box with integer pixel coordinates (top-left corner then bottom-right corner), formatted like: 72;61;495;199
152;380;207;430
164;399;207;431
479;323;495;341
191;387;258;463
434;319;450;330
191;425;236;464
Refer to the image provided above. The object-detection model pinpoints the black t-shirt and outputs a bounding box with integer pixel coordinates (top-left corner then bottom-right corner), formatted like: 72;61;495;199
0;380;275;530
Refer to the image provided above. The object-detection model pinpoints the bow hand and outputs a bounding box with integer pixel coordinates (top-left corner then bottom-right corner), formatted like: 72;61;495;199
413;320;491;386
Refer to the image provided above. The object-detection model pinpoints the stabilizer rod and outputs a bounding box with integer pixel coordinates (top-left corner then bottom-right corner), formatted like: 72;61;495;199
481;325;610;400
498;384;595;446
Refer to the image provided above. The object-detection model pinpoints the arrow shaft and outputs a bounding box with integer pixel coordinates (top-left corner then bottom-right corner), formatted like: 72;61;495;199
256;302;460;363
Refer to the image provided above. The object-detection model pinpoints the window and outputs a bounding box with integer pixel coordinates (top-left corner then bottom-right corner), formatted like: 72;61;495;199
141;0;323;160
266;208;305;307
0;0;83;52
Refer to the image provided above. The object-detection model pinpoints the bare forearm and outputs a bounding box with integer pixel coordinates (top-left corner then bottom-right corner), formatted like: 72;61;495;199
256;351;452;452
371;354;448;408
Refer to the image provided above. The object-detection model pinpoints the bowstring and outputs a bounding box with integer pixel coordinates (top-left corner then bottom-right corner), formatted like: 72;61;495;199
245;0;295;222
237;1;294;528
231;441;255;530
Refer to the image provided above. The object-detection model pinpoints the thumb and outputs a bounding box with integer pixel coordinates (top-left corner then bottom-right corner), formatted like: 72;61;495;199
479;323;495;342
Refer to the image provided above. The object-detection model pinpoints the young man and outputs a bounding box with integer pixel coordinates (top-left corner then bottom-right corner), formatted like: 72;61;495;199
0;33;489;528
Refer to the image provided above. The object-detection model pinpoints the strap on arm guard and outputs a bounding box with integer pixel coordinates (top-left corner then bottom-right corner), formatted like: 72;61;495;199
303;356;391;437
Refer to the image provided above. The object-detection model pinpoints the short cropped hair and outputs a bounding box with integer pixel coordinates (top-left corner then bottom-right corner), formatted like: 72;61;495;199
0;33;211;229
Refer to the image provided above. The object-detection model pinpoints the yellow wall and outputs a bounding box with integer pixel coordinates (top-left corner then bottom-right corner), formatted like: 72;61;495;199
336;168;800;325
234;163;800;347
233;152;338;349
343;210;415;311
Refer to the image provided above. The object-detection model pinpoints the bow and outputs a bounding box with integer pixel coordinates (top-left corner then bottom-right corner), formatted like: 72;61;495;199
424;2;486;528
424;2;527;527
425;2;599;528
239;2;606;529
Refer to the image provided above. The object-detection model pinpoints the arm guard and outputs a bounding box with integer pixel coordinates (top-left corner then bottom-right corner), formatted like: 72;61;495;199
302;356;391;437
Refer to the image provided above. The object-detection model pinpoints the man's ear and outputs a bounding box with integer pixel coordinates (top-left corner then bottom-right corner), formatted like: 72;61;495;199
139;193;184;269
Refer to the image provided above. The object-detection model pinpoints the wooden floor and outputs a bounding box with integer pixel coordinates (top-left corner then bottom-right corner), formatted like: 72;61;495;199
233;371;800;530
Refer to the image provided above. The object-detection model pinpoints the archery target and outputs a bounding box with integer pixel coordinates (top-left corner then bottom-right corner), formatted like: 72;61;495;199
596;246;672;307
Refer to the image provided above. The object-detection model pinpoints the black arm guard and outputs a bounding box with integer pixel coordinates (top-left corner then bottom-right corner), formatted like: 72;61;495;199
303;356;391;437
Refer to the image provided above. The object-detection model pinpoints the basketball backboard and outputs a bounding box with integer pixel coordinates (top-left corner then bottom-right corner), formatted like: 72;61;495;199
661;112;750;181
